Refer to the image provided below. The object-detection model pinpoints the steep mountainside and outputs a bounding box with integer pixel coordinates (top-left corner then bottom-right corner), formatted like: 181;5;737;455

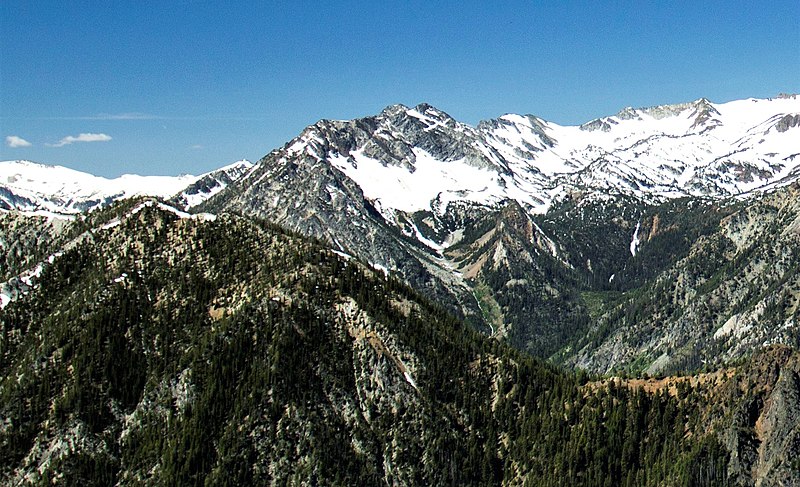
3;95;799;369
592;345;800;486
201;95;800;362
566;182;800;375
218;95;800;219
2;200;798;485
442;200;590;356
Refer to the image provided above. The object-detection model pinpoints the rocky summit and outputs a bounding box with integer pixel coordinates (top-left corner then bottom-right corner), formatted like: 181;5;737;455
2;94;800;485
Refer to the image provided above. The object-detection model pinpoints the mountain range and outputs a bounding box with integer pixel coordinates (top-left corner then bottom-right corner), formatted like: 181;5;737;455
3;94;800;367
2;94;800;484
0;159;254;215
2;197;799;485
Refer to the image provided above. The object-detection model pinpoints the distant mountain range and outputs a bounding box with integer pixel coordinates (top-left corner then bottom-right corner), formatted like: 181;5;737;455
2;94;799;372
2;94;800;485
0;159;254;215
3;95;798;217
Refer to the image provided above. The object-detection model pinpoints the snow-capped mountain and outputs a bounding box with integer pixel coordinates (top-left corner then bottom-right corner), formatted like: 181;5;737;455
197;93;800;363
204;94;800;262
3;94;799;367
297;95;800;222
195;95;800;266
5;95;797;222
169;159;255;210
0;159;253;215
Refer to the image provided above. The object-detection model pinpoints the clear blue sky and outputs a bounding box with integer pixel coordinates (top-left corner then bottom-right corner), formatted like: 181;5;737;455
1;1;798;177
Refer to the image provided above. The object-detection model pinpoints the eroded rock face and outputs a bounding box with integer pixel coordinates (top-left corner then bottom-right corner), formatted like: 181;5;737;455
775;114;800;132
715;347;800;486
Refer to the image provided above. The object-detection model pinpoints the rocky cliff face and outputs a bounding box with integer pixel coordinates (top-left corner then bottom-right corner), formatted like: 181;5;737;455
720;347;800;486
168;159;254;210
590;345;800;486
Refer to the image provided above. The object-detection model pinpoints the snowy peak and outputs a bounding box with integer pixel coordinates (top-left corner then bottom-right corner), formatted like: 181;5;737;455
378;103;458;128
5;95;799;226
580;98;721;134
0;159;253;215
259;95;800;230
0;160;197;214
688;97;721;127
404;103;459;128
285;101;490;174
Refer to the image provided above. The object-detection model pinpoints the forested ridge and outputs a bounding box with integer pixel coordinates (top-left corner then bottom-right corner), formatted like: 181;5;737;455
1;199;796;485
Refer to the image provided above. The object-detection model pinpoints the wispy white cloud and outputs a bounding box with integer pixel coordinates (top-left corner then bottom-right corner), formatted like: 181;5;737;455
47;133;112;147
85;112;162;120
5;135;32;148
189;144;204;150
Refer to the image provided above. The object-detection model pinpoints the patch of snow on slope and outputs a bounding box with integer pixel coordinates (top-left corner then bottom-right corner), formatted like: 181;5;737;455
370;262;389;276
153;201;216;221
403;370;418;390
14;209;76;221
182;185;226;209
630;221;641;256
331;249;353;261
100;218;122;230
407;219;443;252
156;202;192;218
329;148;544;215
1;251;63;309
179;160;254;209
109;201;216;227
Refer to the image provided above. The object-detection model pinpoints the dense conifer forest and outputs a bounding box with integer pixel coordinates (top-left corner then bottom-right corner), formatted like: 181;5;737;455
1;200;796;485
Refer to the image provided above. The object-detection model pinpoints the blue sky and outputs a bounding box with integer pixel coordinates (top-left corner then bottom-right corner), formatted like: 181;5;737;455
1;1;798;177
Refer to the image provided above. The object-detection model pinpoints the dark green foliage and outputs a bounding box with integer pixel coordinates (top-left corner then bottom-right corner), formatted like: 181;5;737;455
536;195;737;294
536;194;644;290
0;201;735;485
672;436;730;487
612;198;738;290
479;250;590;358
